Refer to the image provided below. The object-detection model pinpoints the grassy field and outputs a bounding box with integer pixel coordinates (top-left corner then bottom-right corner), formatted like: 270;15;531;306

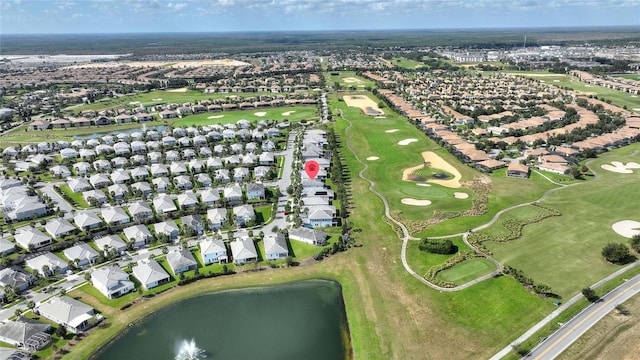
325;71;376;89
390;57;424;69
405;236;470;277
612;74;640;81
436;258;497;285
484;142;640;299
172;105;319;126
504;72;640;112
65;89;316;114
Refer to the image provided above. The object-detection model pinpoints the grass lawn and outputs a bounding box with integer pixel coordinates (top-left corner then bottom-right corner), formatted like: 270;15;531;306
485;142;640;299
612;74;640;81
436;258;497;285
57;184;89;208
390;57;424;69
172;105;320;127
405;236;469;277
325;71;376;89
254;205;272;225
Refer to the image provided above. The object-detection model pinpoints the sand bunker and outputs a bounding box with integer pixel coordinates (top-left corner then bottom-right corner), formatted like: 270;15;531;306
254;112;267;117
343;95;384;116
417;183;431;187
612;220;640;238
601;161;640;174
282;111;296;116
152;98;163;101
208;115;225;119
129;101;140;105
343;77;363;83
401;198;432;206
454;192;469;199
366;156;379;161
398;139;418;146
402;151;462;188
386;129;399;133
633;108;640;111
167;88;188;93
374;116;386;119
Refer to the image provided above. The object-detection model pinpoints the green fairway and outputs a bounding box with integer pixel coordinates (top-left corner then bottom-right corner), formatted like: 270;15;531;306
436;258;497;285
405;236;470;277
172;105;319;126
613;74;640;81
483;142;640;298
390;57;424;69
325;71;376;89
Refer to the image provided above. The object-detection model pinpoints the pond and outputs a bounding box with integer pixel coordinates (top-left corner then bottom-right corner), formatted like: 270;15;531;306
72;125;167;140
94;280;350;360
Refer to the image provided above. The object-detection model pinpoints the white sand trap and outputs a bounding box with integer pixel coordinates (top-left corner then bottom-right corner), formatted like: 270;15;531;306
342;77;363;83
417;183;431;187
366;156;379;161
152;98;163;101
343;95;385;115
612;220;640;238
358;84;366;87
167;87;188;92
374;116;386;119
254;112;267;117
208;115;225;119
402;151;463;188
601;161;640;174
385;129;399;133
128;101;140;105
454;192;470;199
553;80;560;82
401;198;432;206
633;108;640;111
398;138;418;146
585;85;593;87
282;111;296;116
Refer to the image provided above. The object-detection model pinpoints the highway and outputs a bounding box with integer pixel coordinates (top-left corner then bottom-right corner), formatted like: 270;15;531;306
526;274;640;359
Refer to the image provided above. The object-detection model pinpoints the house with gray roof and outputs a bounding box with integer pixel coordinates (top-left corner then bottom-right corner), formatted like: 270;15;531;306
214;169;231;183
50;165;71;178
152;194;177;214
91;265;135;299
223;184;243;205
94;235;127;254
0;318;51;351
0;268;35;293
73;161;92;175
170;162;188;176
73;211;103;231
82;189;107;205
177;191;198;209
233;167;250;182
127;201;153;221
233;204;255;228
166;249;197;275
230;237;258;265
246;183;265;200
35;296;95;333
198;188;220;207
174;175;192;190
132;258;170;290
25;252;70;276
150;163;169;177
122;224;153;249
264;233;289;260
0;238;15;257
288;227;327;246
207;208;228;230
110;169;131;184
63;243;99;267
154;220;180;240
100;206;130;225
180;214;204;235
14;227;51;251
89;173;111;189
199;237;228;264
131;181;152;196
44;218;76;238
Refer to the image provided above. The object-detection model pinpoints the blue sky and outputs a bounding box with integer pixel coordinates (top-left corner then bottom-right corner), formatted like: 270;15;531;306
1;0;639;34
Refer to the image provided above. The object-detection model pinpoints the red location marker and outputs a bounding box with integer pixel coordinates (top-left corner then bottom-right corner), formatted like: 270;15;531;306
305;160;320;180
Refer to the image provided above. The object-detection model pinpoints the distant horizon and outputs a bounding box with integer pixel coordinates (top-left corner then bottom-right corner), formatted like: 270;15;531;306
3;25;640;38
1;0;638;35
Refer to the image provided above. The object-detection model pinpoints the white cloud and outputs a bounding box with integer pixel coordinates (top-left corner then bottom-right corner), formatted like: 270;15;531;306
167;2;187;11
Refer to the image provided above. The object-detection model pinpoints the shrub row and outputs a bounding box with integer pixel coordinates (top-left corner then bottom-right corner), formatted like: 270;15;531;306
503;265;557;298
419;238;458;254
424;251;481;288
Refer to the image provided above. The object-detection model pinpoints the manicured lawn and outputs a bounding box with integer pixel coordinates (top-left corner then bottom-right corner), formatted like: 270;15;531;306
325;71;376;89
612;74;640;81
172;105;320;126
485;143;640;299
390;57;424;69
254;205;273;225
436;258;497;285
57;184;89;208
405;237;469;277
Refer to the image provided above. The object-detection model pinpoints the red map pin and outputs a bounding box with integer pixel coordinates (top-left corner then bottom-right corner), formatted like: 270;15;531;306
305;160;319;179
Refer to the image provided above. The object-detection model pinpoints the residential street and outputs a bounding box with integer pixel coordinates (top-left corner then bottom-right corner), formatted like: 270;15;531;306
38;181;75;219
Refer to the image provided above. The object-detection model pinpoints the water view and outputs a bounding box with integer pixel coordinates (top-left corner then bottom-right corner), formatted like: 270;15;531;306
95;280;350;360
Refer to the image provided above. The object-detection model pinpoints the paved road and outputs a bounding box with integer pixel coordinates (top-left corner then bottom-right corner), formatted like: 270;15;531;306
525;274;640;360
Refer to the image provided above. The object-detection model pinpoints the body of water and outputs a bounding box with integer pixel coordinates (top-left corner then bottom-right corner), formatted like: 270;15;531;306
95;280;350;360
